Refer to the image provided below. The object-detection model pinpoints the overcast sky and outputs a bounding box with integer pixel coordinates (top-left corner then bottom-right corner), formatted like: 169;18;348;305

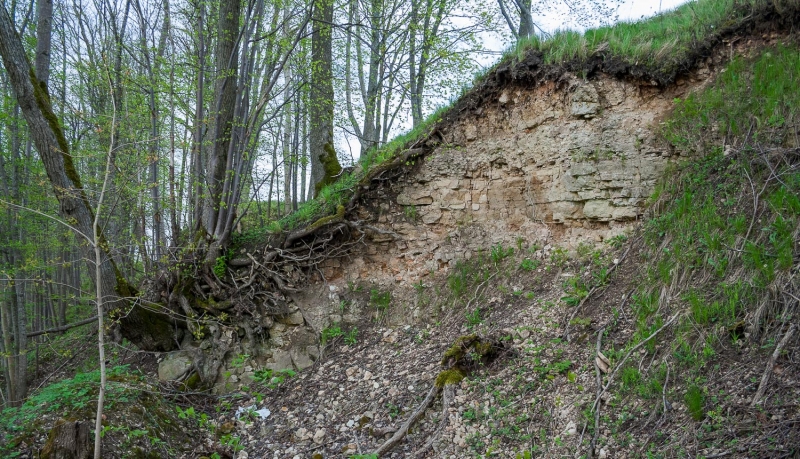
617;0;690;22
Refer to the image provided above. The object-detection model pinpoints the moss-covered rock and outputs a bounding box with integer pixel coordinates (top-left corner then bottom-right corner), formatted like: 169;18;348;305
435;368;466;388
437;334;510;387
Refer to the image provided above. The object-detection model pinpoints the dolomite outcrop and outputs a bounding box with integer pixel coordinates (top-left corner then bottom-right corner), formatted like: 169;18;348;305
335;73;702;286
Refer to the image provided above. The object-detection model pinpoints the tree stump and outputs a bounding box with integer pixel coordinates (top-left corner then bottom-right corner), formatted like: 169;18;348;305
41;418;92;459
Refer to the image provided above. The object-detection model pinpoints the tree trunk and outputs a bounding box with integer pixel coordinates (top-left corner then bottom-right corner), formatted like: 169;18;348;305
41;418;92;459
517;0;534;39
191;0;205;230
203;0;241;238
34;0;52;86
282;57;292;213
309;0;341;198
12;275;26;407
361;0;382;152
0;291;18;406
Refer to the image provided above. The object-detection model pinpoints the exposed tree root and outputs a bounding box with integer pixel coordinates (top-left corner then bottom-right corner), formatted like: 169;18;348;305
587;313;681;457
413;384;455;458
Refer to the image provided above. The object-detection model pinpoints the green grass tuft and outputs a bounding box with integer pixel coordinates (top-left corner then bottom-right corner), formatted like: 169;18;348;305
685;384;706;421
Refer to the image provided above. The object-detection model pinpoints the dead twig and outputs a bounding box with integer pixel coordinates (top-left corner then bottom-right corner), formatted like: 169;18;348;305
662;359;671;416
588;326;605;458
413;384;454;458
592;312;681;413
751;323;796;406
565;243;634;342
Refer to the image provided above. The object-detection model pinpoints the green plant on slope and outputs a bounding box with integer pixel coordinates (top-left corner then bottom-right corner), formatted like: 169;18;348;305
0;366;144;455
519;258;539;271
491;243;514;264
685;384;706;421
369;288;391;310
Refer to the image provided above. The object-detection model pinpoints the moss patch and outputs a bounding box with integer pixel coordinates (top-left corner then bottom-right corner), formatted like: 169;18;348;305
314;142;343;198
307;204;345;232
438;334;510;388
435;368;466;388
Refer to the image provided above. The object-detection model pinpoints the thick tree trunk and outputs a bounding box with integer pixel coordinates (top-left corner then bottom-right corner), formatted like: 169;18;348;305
41;418;92;459
309;0;341;198
361;0;382;152
191;0;205;229
34;0;52;85
517;0;534;39
203;0;241;237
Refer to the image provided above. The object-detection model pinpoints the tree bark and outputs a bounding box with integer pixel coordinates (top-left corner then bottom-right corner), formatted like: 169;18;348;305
517;0;534;39
34;0;52;85
309;0;341;198
203;0;241;238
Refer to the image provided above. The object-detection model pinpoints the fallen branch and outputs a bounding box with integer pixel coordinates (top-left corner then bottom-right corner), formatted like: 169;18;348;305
662;359;670;416
751;323;796;406
589;327;605;458
564;243;633;342
27;316;98;338
372;334;509;457
371;384;441;457
592;312;681;413
413;384;454;458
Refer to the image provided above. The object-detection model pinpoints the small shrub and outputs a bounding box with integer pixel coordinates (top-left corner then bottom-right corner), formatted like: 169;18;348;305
213;256;227;278
491;243;514;264
621;366;641;390
519;258;540;271
569;316;591;327
321;324;343;344
254;368;296;388
370;288;391;309
561;276;589;306
447;262;470;297
466;307;482;328
576;242;594;259
607;234;628;248
344;327;358;345
550;247;569;268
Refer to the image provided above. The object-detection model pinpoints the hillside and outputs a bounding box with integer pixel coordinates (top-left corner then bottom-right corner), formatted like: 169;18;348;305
4;0;800;458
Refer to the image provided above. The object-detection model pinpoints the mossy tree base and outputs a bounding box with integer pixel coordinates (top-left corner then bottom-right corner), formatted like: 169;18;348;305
313;142;342;198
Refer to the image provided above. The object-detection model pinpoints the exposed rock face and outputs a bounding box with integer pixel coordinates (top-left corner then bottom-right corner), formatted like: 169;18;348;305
331;74;704;286
409;77;674;233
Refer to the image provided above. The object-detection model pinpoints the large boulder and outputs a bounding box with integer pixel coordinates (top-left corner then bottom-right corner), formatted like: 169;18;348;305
158;351;193;382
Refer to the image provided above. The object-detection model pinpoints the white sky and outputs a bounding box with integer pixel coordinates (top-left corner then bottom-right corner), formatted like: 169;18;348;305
617;0;690;22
